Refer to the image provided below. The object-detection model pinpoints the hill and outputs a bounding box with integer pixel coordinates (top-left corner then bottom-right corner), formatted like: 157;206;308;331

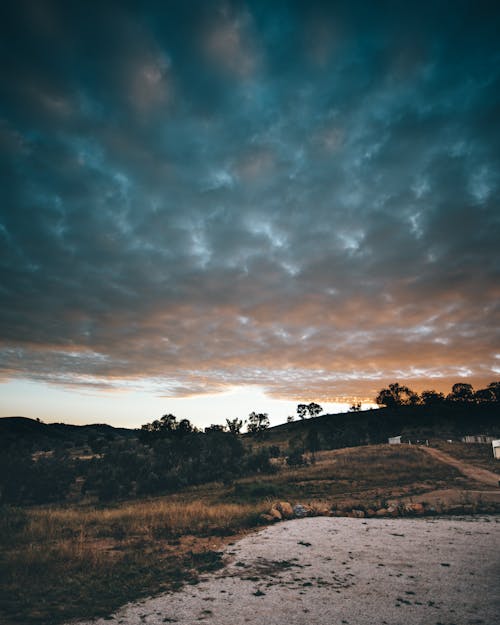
0;416;137;450
261;402;500;450
2;401;499;453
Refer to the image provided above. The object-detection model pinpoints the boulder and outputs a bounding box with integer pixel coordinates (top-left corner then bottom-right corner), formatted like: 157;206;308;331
293;504;309;518
387;504;400;517
269;507;283;521
276;501;294;519
310;504;331;517
405;502;425;516
351;509;366;518
259;513;276;523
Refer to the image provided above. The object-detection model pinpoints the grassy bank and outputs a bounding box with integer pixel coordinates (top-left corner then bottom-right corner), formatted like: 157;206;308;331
231;445;466;504
0;444;480;625
431;440;500;475
0;499;264;625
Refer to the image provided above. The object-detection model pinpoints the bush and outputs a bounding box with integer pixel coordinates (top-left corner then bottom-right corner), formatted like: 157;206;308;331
286;449;307;466
244;448;277;474
233;481;280;500
0;506;28;546
268;445;281;457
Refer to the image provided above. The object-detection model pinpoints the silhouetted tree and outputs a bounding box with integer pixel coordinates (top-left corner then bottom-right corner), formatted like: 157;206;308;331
204;424;226;433
307;402;323;417
247;412;270;438
375;383;417;408
286;415;295;423
177;418;195;436
140;413;178;440
475;381;500;403
421;390;445;406
474;388;493;403
226;418;243;435
447;383;474;403
296;404;308;419
487;381;500;402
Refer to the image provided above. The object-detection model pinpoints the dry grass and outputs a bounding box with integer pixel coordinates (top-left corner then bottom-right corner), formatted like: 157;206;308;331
431;440;500;475
0;498;265;625
231;445;464;503
0;443;475;625
23;499;261;543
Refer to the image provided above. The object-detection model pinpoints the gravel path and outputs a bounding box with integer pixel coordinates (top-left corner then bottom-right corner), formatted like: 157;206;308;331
71;516;500;625
421;446;500;487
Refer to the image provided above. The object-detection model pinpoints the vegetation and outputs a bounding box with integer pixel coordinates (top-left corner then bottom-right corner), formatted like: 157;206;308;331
431;440;500;475
0;414;280;507
0;497;263;625
246;411;270;438
375;380;500;408
0;378;499;624
2;381;499;508
0;444;471;625
296;402;323;419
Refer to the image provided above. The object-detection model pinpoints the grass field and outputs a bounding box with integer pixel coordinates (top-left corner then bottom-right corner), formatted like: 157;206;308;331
431;440;500;475
0;444;480;625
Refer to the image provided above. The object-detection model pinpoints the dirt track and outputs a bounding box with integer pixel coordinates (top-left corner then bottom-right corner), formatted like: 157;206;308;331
70;516;500;625
421;446;500;487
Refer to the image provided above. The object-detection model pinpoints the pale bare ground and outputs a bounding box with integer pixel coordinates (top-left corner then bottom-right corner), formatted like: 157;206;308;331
69;516;500;625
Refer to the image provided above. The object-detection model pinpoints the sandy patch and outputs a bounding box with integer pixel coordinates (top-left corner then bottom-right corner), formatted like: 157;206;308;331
69;516;500;625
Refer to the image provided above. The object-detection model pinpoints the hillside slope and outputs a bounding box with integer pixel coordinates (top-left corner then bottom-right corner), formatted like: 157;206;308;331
0;416;136;449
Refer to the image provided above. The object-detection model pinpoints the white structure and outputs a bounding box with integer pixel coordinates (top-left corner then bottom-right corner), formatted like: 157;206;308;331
388;435;402;445
462;435;496;444
492;440;500;460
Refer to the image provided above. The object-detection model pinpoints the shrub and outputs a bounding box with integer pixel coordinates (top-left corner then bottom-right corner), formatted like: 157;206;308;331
286;449;307;466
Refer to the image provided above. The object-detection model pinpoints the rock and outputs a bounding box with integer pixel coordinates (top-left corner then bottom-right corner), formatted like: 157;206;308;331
351;509;366;518
269;507;282;521
259;513;276;523
276;501;294;519
375;508;389;517
365;509;375;517
405;502;425;516
387;504;400;517
310;504;330;517
293;504;309;518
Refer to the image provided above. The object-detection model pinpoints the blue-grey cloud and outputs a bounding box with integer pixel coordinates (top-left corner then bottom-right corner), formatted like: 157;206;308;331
1;0;499;401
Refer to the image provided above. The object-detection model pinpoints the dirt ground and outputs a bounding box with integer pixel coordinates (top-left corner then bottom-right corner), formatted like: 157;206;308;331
69;515;500;625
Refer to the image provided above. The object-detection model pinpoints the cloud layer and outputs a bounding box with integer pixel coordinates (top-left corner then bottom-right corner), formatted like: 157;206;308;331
1;0;499;402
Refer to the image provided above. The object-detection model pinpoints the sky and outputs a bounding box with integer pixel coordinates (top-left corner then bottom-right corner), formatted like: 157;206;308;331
1;1;499;429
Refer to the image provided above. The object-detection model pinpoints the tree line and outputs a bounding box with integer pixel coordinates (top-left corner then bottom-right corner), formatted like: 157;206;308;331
2;380;498;507
0;413;280;506
375;381;500;408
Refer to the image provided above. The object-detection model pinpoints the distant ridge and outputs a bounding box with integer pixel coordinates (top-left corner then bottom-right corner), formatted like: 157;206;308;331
1;402;499;451
260;403;500;448
0;416;137;449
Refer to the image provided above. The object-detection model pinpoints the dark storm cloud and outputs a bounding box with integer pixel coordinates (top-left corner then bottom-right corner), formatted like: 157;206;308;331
1;0;499;401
